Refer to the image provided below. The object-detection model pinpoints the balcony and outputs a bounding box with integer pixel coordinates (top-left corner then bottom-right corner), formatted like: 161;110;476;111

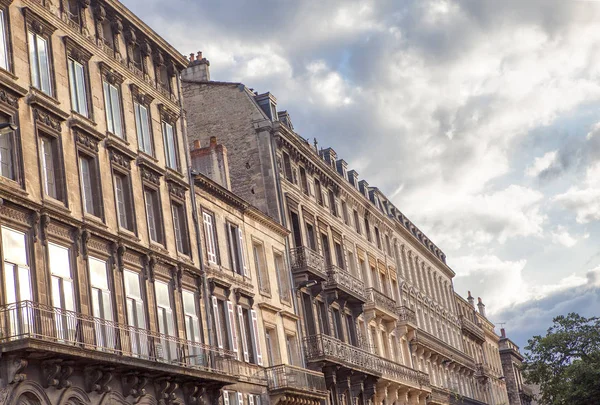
475;363;493;380
266;364;328;400
378;355;430;390
289;246;327;280
324;264;367;303
237;361;268;385
412;331;475;370
304;334;380;376
365;288;398;320
427;387;450;404
396;305;418;329
459;315;485;343
0;301;238;383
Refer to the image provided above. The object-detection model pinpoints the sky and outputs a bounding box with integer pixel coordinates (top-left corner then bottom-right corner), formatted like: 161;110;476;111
123;0;600;349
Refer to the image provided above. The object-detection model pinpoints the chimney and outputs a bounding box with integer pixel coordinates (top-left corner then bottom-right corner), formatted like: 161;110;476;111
190;136;231;190
181;50;210;82
467;291;475;307
501;328;506;338
477;297;486;317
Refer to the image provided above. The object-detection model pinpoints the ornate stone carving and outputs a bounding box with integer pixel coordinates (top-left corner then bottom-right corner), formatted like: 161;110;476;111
167;181;185;200
30;212;41;242
130;84;154;106
140;166;160;186
122;373;148;398
0;89;18;109
109;149;131;170
75;130;99;153
155;378;178;405
81;229;90;258
84;366;113;394
72;228;82;257
6;357;27;384
40;213;50;245
183;383;203;405
34;108;62;132
142;254;156;282
42;359;73;389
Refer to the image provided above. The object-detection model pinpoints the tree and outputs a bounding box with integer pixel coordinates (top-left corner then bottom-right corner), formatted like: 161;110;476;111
523;313;600;405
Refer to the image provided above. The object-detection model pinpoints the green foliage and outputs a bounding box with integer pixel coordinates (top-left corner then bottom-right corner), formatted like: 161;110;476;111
523;313;600;405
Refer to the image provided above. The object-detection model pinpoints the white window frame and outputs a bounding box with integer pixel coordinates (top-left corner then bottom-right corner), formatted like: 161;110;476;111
68;58;88;117
203;211;218;264
134;101;152;155
103;80;123;137
162;121;177;170
28;30;51;95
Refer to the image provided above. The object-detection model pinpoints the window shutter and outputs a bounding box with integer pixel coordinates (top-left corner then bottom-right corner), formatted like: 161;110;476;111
238;228;249;277
249;395;255;405
223;391;229;405
212;296;223;349
237;392;243;405
250;309;263;365
203;213;217;263
227;300;238;354
227;224;238;271
237;305;250;362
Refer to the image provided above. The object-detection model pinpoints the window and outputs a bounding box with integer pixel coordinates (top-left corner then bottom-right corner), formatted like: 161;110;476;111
286;334;299;366
282;152;293;182
314;178;323;205
253;242;270;295
79;153;102;217
375;227;382;249
124;270;147;356
331;308;343;340
305;222;316;250
155;281;177;361
385;235;391;255
0;114;17;181
144;187;163;244
172;202;189;255
40;135;65;202
353;210;361;234
341;201;349;224
212;297;238;355
265;327;279;366
182;290;203;365
134;102;152;155
68;58;88;116
203;211;218;264
48;243;75;341
113;171;134;232
364;216;371;242
89;257;115;349
226;223;248;276
223;391;243;405
0;9;9;71
162;121;178;170
249;394;261;405
66;0;81;26
244;307;263;365
274;252;290;303
2;226;32;335
328;190;337;216
299;166;308;194
103;80;123;137
28;30;52;95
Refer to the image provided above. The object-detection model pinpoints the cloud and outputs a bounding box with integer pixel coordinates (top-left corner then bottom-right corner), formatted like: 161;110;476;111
550;225;586;248
553;162;600;223
526;151;558;177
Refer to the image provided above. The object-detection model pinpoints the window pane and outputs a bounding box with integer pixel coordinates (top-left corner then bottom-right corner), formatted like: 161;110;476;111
0;10;8;70
163;122;177;169
114;173;129;229
124;270;142;298
140;105;152;154
1;227;27;265
110;85;123;138
155;281;170;307
80;156;95;214
68;60;78;112
28;32;39;89
0;131;14;180
89;257;109;290
48;243;71;278
41;137;57;199
103;81;114;133
36;35;51;95
75;61;88;116
145;189;158;241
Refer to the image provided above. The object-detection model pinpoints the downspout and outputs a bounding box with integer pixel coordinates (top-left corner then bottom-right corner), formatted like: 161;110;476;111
268;128;307;368
176;74;215;355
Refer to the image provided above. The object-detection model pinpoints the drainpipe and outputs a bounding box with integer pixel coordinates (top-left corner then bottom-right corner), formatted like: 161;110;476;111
268;128;307;368
175;73;215;355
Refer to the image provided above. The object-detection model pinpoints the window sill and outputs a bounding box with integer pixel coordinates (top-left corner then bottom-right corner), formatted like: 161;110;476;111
165;166;184;179
118;228;139;241
137;150;158;164
0;177;27;197
42;196;70;214
83;213;107;228
106;132;129;146
258;289;272;299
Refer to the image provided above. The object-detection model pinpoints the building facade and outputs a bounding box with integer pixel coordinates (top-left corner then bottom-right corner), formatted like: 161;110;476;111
498;329;535;405
181;55;511;405
0;1;239;405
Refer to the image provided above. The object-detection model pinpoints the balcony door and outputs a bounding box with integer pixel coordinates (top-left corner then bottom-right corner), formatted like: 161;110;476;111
88;257;115;350
2;227;32;336
155;281;177;362
124;270;148;357
48;243;76;342
182;289;203;366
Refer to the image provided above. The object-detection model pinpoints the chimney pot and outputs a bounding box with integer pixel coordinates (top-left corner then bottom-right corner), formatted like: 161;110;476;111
197;51;203;60
189;53;195;62
501;328;506;338
192;140;201;150
210;136;217;146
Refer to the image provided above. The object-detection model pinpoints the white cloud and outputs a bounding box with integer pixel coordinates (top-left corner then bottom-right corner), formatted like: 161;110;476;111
550;225;581;247
553;162;600;223
526;150;558;177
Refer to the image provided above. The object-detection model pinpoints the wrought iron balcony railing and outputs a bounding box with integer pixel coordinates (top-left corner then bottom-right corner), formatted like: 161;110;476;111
0;300;237;377
365;288;398;317
289;246;327;279
412;331;476;370
266;364;328;397
459;315;485;342
396;305;417;324
304;334;379;375
304;334;431;389
325;264;366;301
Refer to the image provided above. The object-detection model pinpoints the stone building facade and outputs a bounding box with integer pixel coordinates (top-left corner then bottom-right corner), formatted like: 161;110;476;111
498;330;534;405
181;55;511;405
0;1;237;405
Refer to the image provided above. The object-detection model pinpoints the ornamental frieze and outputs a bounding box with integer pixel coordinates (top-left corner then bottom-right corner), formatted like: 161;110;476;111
75;130;99;152
34;108;62;132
